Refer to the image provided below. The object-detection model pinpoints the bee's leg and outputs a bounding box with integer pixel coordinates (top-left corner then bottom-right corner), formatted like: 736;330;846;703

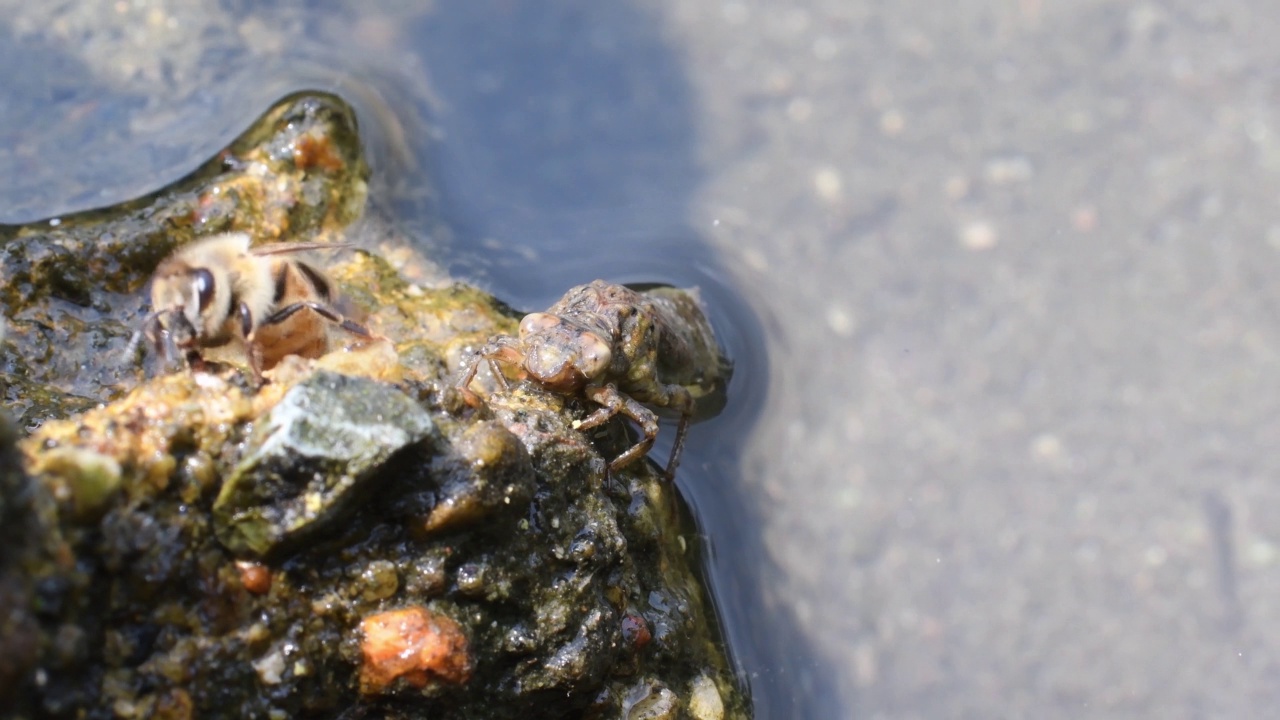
128;312;170;371
579;384;660;477
237;300;254;340
184;348;210;373
245;343;266;384
261;301;375;340
124;313;157;364
236;300;265;384
159;314;199;374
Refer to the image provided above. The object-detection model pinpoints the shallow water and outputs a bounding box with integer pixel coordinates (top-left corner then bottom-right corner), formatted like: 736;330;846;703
0;2;818;716
15;2;1280;718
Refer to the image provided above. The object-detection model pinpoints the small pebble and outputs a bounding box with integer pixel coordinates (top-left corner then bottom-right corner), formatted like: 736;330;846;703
236;560;272;595
359;606;472;694
1071;205;1098;232
1029;433;1064;463
984;154;1034;184
959;221;998;250
879;109;905;136
786;96;813;122
944;175;971;200
688;675;725;720
813;167;843;203
825;305;855;337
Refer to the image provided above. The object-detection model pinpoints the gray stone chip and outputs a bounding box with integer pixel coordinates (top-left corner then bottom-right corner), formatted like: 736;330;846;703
214;371;435;558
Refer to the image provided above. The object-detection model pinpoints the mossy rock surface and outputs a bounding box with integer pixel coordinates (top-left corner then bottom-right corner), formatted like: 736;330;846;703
1;92;749;720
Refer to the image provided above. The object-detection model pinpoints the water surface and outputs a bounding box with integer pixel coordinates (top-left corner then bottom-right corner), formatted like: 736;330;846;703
0;2;818;716
17;2;1275;717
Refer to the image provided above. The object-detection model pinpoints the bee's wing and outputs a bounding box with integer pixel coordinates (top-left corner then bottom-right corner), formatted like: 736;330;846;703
250;242;354;257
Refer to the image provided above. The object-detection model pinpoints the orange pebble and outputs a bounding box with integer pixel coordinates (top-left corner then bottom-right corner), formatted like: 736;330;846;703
621;613;651;649
359;606;472;694
235;560;272;595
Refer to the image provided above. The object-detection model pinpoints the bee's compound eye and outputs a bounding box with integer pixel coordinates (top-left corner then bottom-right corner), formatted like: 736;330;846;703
193;268;216;312
576;332;612;377
519;312;561;338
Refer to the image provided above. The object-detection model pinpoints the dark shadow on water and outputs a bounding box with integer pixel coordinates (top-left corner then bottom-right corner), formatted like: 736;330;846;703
407;1;711;303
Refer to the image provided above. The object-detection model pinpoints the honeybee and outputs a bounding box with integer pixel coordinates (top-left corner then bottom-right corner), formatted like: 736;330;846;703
133;232;375;377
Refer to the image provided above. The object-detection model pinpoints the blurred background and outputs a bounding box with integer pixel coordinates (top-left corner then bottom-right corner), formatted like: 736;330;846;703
5;1;1280;717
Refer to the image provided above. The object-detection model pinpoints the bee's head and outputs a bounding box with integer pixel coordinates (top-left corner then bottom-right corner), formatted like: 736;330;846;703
149;263;221;346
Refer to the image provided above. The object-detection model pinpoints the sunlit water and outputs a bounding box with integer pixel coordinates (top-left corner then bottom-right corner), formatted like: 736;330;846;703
0;2;827;717
17;3;1280;718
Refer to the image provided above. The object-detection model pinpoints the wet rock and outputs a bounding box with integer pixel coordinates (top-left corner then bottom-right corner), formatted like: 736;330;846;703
213;370;436;559
688;674;727;720
32;446;122;522
0;413;47;713
418;420;534;534
3;91;750;720
623;680;679;720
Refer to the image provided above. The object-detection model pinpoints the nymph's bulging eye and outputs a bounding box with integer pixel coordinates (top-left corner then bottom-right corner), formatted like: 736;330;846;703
519;312;560;338
575;332;612;377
